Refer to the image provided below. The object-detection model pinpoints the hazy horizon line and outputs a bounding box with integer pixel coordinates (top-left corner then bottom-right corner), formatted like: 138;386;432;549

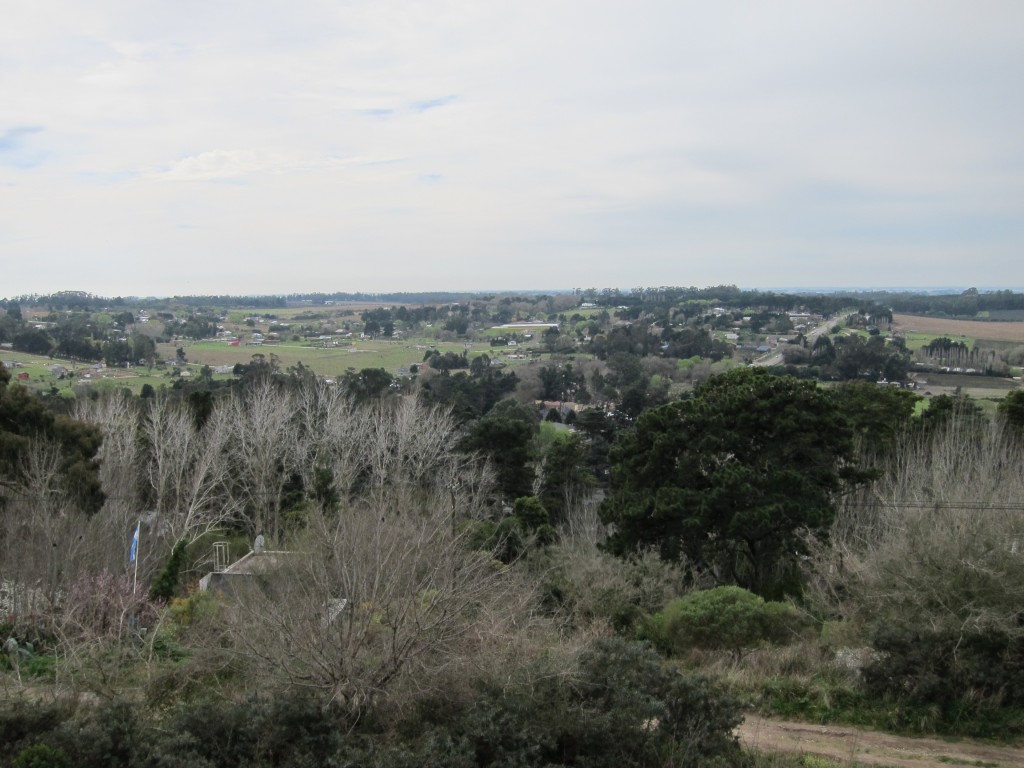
3;285;1023;303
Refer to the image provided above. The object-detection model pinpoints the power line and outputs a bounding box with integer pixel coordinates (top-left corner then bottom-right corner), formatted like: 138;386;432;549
841;500;1024;512
3;488;1022;512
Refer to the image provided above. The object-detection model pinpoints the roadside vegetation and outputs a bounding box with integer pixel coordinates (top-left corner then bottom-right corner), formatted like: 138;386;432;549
2;286;1024;766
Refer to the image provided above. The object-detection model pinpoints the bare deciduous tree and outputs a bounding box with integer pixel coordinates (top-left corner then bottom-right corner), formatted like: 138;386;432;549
807;416;1024;642
219;462;531;718
293;378;367;500
558;488;606;547
0;439;143;648
49;570;155;696
74;392;143;513
143;394;240;548
223;380;300;542
201;394;537;715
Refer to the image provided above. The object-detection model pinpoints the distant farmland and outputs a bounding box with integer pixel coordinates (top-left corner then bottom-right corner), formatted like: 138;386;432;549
892;314;1024;344
159;340;468;378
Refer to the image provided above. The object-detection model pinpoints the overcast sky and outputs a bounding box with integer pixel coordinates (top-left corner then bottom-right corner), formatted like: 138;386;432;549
2;1;1023;298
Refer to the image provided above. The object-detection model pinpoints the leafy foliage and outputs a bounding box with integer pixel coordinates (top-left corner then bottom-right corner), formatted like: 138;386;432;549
410;636;743;768
0;640;745;768
602;368;869;597
537;432;592;526
460;399;537;501
0;365;104;514
12;744;70;768
998;388;1024;433
149;540;189;601
832;380;920;452
645;586;810;659
865;623;1024;710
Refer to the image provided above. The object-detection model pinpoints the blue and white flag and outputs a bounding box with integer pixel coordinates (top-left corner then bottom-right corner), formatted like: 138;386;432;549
129;522;140;563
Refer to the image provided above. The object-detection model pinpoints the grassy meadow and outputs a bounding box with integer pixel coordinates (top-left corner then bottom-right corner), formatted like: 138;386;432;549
161;339;479;378
0;352;163;397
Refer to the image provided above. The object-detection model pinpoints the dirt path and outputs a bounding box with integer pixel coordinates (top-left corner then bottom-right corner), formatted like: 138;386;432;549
738;715;1024;767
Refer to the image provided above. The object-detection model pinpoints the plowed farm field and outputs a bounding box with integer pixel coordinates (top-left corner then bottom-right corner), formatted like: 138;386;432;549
892;314;1024;344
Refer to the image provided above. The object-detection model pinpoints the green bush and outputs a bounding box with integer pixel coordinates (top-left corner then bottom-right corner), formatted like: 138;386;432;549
393;636;742;768
0;701;68;759
168;590;218;627
49;700;143;768
12;744;70;768
150;540;189;601
647;586;810;659
662;671;743;765
24;654;55;679
861;621;1024;735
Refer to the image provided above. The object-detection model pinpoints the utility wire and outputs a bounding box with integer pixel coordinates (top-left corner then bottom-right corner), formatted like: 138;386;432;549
2;488;1022;512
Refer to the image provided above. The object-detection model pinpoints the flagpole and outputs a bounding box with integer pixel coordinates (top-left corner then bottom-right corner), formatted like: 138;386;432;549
132;519;141;595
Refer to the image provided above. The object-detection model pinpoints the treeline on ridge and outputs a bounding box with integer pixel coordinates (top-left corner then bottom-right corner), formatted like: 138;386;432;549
2;286;1024;765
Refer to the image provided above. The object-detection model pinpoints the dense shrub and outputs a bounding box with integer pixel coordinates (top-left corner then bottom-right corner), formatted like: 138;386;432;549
535;544;685;633
646;586;810;659
864;622;1024;710
403;636;742;768
0;701;68;762
11;744;69;768
48;700;143;768
0;657;743;767
663;671;746;765
149;540;189;601
165;693;346;768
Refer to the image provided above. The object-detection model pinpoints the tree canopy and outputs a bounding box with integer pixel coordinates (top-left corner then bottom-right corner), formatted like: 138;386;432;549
832;379;920;452
460;399;538;501
600;367;869;597
0;364;104;514
998;389;1024;434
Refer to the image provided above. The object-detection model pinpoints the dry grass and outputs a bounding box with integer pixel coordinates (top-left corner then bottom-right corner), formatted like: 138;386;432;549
692;640;839;691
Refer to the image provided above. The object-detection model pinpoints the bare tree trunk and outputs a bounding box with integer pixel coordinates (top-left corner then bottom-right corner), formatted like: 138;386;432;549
73;393;143;547
293;378;365;501
224;380;299;542
559;487;605;547
143;394;238;549
73;392;143;512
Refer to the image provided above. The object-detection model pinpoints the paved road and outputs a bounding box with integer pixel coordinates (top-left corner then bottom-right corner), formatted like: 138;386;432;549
751;316;836;367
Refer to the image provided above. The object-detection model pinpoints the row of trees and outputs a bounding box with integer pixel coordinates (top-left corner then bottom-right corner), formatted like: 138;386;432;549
2;358;752;765
0;307;159;364
5;349;1024;755
782;329;912;381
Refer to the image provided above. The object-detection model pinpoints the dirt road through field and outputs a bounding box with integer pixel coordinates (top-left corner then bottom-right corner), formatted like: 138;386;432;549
738;715;1024;767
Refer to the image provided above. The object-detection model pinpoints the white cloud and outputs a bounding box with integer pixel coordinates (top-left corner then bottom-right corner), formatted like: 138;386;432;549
2;1;1023;296
153;150;385;182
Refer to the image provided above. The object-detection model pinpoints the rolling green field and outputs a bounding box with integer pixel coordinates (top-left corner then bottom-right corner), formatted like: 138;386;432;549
899;330;977;351
0;352;167;397
161;339;483;377
1;329;548;397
